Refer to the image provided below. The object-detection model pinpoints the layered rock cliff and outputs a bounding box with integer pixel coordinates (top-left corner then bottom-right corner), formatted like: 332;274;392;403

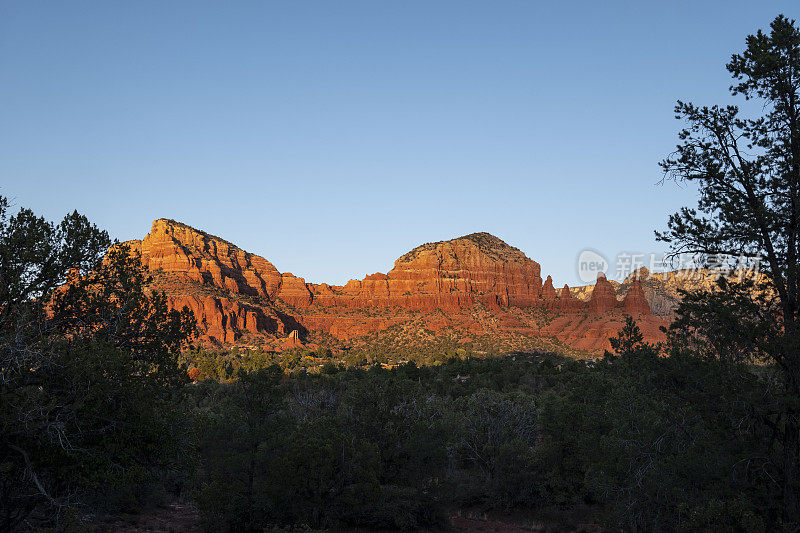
130;219;284;298
125;219;662;352
302;233;545;311
125;220;303;345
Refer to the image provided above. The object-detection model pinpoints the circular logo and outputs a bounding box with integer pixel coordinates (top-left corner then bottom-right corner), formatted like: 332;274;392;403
577;249;609;284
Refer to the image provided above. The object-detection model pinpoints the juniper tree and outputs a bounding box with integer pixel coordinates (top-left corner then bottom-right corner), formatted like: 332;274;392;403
0;197;195;530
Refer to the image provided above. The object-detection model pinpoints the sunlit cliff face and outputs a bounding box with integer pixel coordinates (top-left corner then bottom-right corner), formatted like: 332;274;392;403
122;218;664;353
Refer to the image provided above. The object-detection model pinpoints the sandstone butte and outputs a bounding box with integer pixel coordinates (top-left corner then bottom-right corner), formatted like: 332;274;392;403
123;219;669;354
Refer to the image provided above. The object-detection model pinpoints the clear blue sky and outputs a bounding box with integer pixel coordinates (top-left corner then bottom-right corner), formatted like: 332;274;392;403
1;1;795;286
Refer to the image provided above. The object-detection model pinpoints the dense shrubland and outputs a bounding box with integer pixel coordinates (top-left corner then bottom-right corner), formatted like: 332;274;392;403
183;327;783;531
0;202;795;531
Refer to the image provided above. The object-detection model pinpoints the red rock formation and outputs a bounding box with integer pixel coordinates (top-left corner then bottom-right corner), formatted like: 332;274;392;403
299;232;544;312
558;284;585;313
277;273;313;307
132;223;545;314
541;275;556;300
622;278;651;315
541;313;666;352
380;233;543;310
360;273;391;302
310;283;338;306
167;295;287;345
588;273;619;314
130;219;283;298
121;219;665;353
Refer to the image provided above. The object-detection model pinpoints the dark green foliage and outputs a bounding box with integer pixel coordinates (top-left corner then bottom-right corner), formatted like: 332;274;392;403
50;243;197;387
444;389;539;508
0;197;196;531
187;357;548;530
538;322;774;531
185;348;282;381
188;329;788;531
0;199;109;311
659;14;800;524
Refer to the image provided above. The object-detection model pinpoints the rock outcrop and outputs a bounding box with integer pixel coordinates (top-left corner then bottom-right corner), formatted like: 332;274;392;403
569;266;767;318
588;273;619;313
622;277;651;314
541;275;556;301
129;219;284;298
123;219;665;353
277;273;314;307
167;295;287;344
541;312;665;352
617;267;764;317
307;233;544;311
558;284;584;313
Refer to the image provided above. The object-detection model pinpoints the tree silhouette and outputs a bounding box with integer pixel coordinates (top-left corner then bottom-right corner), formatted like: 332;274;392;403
659;14;800;523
